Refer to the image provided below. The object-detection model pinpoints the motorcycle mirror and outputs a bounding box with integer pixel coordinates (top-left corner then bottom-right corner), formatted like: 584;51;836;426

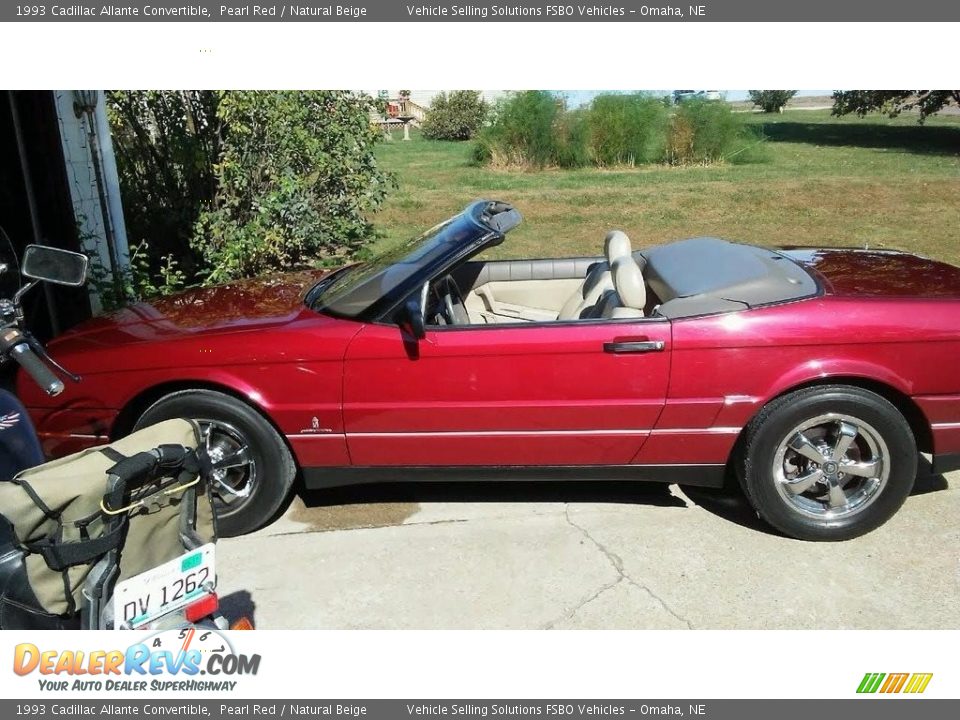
21;245;89;287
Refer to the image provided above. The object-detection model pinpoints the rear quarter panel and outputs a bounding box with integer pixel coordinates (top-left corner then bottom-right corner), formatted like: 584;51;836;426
638;296;960;464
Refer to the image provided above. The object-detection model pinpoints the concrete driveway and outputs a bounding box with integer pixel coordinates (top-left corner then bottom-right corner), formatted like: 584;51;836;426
216;468;958;629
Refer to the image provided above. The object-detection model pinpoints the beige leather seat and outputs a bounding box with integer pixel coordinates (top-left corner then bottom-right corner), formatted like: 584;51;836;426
600;256;647;318
557;230;632;320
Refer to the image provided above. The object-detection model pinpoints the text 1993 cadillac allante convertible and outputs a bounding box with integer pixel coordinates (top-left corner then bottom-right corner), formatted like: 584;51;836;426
20;201;960;540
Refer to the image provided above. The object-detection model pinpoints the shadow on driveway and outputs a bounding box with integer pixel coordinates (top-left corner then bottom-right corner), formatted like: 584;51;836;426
219;589;257;628
683;460;949;536
285;461;949;538
291;481;685;533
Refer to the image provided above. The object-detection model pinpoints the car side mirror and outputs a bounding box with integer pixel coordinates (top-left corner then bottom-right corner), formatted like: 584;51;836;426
401;284;427;340
21;245;89;287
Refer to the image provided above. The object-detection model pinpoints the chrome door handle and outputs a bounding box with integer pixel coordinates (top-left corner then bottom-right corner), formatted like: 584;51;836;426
603;340;665;354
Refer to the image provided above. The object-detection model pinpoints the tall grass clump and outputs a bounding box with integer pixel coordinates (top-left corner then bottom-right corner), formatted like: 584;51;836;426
475;92;767;169
667;99;768;165
588;93;669;166
553;108;592;168
473;91;565;168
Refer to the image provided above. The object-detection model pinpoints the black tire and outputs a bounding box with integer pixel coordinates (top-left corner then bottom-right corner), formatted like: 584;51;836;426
135;389;296;537
739;385;917;541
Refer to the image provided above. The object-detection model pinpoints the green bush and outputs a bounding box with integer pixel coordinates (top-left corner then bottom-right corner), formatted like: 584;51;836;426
474;91;765;169
473;91;565;168
587;94;669;166
79;209;187;311
107;90;391;293
192;91;392;284
421;91;488;141
106;90;220;282
667;99;766;165
553;108;592;169
748;90;798;113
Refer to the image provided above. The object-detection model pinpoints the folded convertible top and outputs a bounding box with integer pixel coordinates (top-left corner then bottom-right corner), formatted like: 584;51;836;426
640;237;818;318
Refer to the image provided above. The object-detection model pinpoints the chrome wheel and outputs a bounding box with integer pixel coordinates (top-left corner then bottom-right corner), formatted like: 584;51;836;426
198;419;257;507
773;413;889;520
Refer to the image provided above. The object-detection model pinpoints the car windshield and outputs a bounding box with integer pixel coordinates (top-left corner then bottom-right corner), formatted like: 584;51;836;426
310;211;490;319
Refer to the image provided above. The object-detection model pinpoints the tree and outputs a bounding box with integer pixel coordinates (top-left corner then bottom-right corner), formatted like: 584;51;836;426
422;91;488;141
832;90;960;121
748;90;797;113
106;90;221;280
107;90;392;292
194;91;392;284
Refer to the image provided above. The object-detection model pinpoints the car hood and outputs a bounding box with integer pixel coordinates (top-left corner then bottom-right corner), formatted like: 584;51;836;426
53;268;333;351
782;247;960;298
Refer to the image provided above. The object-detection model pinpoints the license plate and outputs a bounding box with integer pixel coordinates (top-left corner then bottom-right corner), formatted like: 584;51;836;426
113;544;216;629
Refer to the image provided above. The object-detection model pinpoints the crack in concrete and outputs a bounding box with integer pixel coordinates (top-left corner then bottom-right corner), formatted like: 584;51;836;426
541;575;625;630
551;504;694;630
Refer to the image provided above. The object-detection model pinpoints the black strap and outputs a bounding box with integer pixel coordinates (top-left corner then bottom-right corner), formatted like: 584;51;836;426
180;448;212;487
60;570;75;616
99;447;127;463
26;524;126;572
14;479;59;521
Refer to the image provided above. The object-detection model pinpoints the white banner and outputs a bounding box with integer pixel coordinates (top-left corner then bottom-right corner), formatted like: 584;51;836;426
0;629;953;699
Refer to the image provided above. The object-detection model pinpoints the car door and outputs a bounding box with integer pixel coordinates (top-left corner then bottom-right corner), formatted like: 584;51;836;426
341;318;672;466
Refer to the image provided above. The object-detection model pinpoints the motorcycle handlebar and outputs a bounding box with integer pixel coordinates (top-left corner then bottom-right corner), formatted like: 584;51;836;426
106;445;198;491
10;342;64;397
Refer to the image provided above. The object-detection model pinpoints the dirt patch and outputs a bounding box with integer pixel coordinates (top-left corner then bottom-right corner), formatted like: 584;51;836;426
289;497;420;533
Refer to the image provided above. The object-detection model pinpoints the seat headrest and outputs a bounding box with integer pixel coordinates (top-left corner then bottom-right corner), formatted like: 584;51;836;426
611;257;646;310
604;230;632;264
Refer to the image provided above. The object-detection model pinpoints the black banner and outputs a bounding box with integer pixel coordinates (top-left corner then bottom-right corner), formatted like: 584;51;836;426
2;0;958;22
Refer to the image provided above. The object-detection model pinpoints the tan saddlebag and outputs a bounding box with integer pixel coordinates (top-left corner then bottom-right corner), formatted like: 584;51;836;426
0;419;216;617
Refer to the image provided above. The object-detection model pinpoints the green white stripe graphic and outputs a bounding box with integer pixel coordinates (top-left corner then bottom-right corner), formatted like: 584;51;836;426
857;673;886;693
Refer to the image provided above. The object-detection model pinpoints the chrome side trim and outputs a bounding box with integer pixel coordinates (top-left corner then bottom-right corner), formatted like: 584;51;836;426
346;429;652;438
931;422;960;430
649;426;741;435
288;427;742;439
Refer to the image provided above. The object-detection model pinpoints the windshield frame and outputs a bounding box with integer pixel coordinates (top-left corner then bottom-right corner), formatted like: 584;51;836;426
307;200;520;323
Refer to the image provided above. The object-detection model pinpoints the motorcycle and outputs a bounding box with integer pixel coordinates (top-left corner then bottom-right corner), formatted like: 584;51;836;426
0;236;234;631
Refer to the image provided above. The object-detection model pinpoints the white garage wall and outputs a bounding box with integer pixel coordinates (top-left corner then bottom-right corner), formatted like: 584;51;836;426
52;90;129;313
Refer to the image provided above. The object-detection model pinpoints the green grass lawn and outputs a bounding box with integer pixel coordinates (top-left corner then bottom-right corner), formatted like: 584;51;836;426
371;109;960;265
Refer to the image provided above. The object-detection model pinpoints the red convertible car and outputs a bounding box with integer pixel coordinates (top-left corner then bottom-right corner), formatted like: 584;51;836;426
19;201;960;540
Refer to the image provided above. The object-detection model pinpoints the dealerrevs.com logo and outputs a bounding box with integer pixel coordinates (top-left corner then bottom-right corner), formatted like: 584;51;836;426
857;672;933;694
13;627;261;692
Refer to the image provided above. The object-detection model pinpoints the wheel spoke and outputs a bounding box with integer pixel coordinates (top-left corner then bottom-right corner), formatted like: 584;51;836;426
832;421;859;461
841;459;881;478
782;468;824;495
213;476;253;500
827;482;848;509
788;432;825;464
212;445;251;472
196;419;257;505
